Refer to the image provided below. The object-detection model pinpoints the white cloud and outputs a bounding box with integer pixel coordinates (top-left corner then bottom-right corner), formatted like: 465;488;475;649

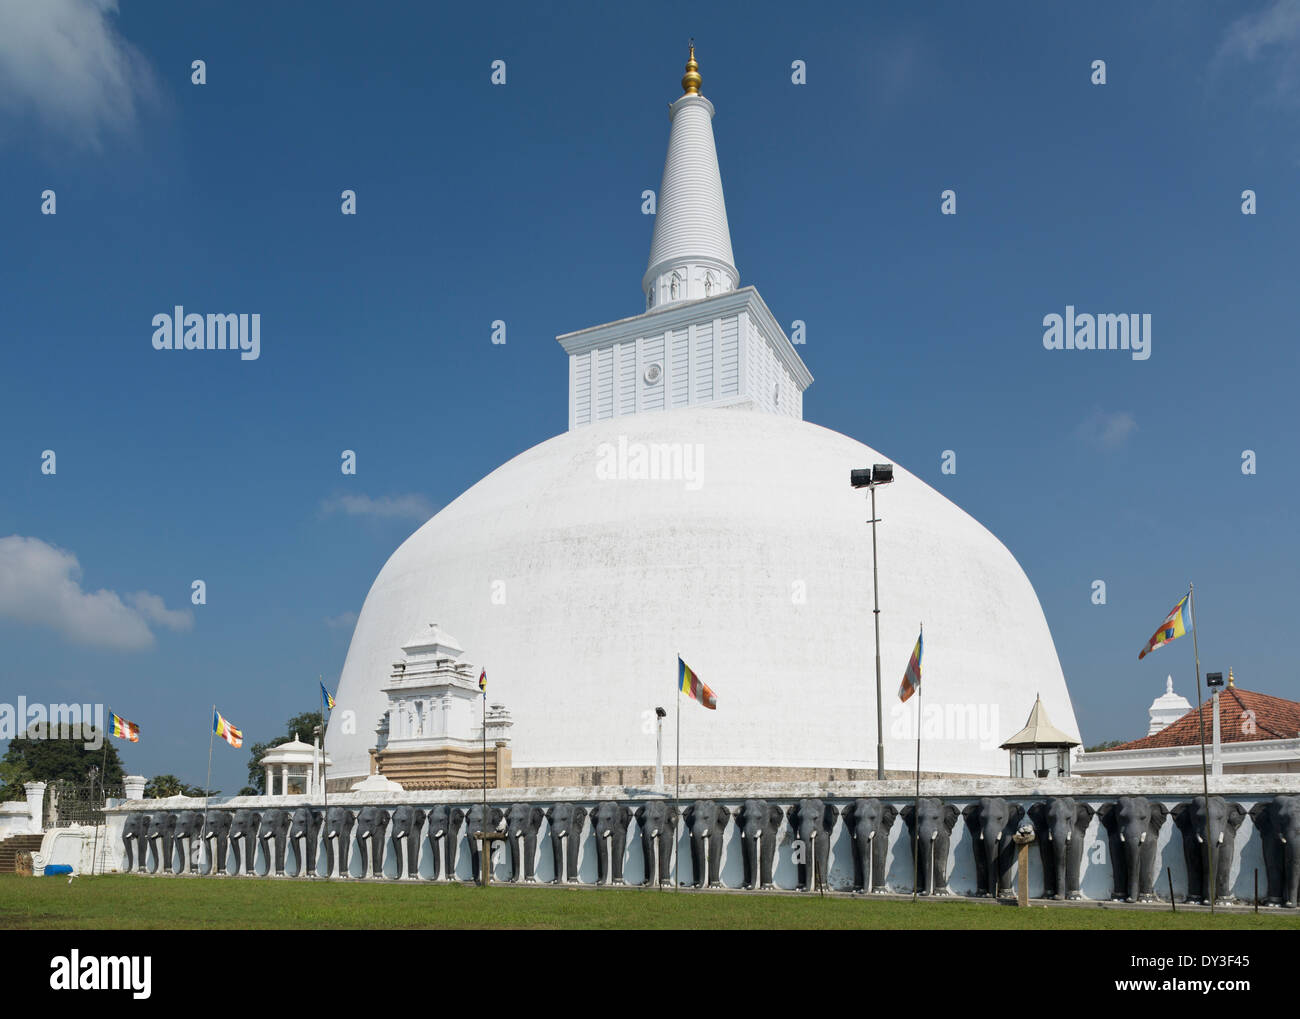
1074;409;1137;450
0;0;159;148
320;493;437;522
325;611;358;631
1215;0;1300;103
0;535;190;650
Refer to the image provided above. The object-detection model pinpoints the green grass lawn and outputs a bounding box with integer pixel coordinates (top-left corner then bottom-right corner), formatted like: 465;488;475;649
3;875;1300;929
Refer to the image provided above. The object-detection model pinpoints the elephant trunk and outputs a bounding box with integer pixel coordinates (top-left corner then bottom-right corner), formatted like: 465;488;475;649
741;832;757;889
1054;841;1068;900
1284;840;1300;907
983;835;1001;897
1124;839;1142;902
804;831;817;892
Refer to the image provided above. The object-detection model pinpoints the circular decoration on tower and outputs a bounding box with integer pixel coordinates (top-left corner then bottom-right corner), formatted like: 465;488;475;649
643;363;663;385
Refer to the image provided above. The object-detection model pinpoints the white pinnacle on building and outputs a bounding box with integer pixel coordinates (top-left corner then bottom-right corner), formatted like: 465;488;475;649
328;47;1081;786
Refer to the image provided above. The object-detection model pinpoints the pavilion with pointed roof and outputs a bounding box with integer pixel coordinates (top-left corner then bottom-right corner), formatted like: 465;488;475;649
1000;695;1080;777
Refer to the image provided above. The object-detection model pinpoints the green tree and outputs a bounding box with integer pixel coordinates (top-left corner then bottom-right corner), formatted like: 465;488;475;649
143;774;214;798
0;724;125;800
1084;739;1125;752
246;710;324;793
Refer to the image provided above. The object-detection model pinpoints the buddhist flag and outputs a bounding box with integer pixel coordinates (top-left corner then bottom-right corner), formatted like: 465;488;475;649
478;668;487;694
678;656;717;710
1138;592;1191;660
898;631;923;703
321;681;336;712
109;711;139;743
213;709;243;749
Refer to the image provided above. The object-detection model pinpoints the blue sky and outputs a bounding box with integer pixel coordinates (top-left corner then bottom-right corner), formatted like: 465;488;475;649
1;1;1297;791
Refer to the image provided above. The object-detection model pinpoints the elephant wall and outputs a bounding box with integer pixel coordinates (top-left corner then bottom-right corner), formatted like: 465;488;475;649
98;776;1299;903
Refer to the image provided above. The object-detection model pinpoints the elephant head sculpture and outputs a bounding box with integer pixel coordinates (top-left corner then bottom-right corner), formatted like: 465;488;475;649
121;813;150;873
1028;797;1094;900
505;803;545;883
258;808;293;877
425;804;465;881
355;806;391;879
229;809;262;875
962;798;1025;898
900;799;960;895
1172;796;1245;904
171;811;205;875
1250;795;1300;907
388;806;425;880
464;805;505;884
589;801;632;886
202;810;231;875
145;811;178;873
735;799;783;890
841;798;897;893
323;806;355;878
787;799;840;892
289;807;323;878
635;801;678;887
682;800;730;888
545;803;587;884
1098;796;1168;902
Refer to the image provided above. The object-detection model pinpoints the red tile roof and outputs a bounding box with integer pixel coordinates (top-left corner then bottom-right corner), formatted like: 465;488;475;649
1113;687;1300;751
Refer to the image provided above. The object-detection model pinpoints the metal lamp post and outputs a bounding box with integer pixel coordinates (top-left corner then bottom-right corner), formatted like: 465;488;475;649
851;463;894;780
654;706;666;788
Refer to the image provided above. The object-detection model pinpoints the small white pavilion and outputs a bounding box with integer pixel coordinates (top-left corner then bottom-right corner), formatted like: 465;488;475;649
259;734;331;796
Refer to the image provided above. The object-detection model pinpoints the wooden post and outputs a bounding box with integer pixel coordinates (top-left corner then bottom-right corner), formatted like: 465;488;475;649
1012;828;1035;907
476;831;507;886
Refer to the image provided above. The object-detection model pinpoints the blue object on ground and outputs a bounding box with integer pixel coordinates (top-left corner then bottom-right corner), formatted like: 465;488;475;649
43;864;73;876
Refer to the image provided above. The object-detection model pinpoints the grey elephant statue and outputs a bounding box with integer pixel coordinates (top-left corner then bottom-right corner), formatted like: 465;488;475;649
589;801;632;886
505;803;545;883
841;798;897;893
635;801;678;887
202;810;231;875
735;799;783;890
1250;795;1300;907
683;800;730;888
355;806;391;879
229;809;261;875
289;807;323;878
962;798;1025;898
1098;796;1168;902
1028;797;1094;900
388;806;425;880
464;804;505;884
171;810;205;875
900;799;960;895
787;799;840;892
145;811;178;873
425;805;464;881
546;803;587;884
1172;796;1245;904
258;808;293;877
323;806;355;878
121;812;150;873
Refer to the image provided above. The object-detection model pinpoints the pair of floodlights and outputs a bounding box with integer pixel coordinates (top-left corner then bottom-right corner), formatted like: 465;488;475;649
850;464;894;489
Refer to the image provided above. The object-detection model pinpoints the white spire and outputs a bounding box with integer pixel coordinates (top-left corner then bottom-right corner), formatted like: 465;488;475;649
643;44;739;310
1147;675;1193;735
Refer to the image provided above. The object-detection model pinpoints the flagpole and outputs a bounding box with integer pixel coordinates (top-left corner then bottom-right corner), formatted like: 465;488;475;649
201;705;216;876
1188;583;1214;913
320;677;329;881
911;623;923;902
674;654;681;892
482;676;488;885
90;721;109;876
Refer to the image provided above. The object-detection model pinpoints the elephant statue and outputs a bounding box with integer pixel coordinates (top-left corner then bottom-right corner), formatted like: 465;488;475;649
121;812;149;873
145;811;178;873
355;806;391;879
1250;795;1300;907
683;800;730;888
841;798;897;893
425;805;464;881
505;803;545;883
229;809;262;875
962;797;1025;898
900;799;960;895
389;806;425;880
464;805;505;884
289;807;323;878
171;811;205;875
735;799;783;890
635;801;678;887
1098;796;1168;902
1028;797;1094;900
545;803;587;884
787;799;840;892
258;808;292;877
323;806;355;878
589;801;632;886
202;810;231;875
1172;796;1246;904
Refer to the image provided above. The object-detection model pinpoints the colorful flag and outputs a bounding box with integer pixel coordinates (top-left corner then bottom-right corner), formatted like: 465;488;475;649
678;656;717;710
321;681;336;712
109;711;139;743
1138;593;1192;660
479;668;486;693
898;631;923;703
213;710;243;749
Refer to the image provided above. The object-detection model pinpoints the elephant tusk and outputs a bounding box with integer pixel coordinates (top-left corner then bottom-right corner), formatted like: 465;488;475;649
1196;834;1204;844
929;831;937;841
1281;836;1288;845
1217;832;1224;845
979;831;984;841
1118;832;1125;843
867;830;874;840
1047;832;1053;842
1139;831;1146;845
1066;831;1072;843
